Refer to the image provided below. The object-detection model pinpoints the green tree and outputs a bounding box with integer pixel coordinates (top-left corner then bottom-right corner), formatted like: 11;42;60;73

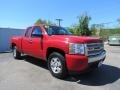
35;19;47;24
69;24;79;35
69;13;91;36
78;14;91;36
35;19;56;25
91;24;97;35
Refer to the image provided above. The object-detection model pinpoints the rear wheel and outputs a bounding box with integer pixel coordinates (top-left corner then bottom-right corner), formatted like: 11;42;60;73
48;52;68;79
12;46;21;59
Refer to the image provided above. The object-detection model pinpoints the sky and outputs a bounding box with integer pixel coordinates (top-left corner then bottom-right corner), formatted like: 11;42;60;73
0;0;120;29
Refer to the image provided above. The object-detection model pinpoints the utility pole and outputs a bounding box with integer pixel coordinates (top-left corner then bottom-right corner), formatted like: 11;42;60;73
56;19;63;26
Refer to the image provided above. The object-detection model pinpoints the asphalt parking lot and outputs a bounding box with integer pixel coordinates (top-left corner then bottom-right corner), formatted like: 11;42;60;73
0;45;120;90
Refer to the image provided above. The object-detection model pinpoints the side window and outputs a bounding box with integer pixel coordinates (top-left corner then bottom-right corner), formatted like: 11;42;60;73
25;27;32;37
31;26;42;38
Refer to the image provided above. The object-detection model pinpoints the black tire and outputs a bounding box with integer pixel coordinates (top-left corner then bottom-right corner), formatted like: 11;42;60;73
48;52;68;79
12;46;21;59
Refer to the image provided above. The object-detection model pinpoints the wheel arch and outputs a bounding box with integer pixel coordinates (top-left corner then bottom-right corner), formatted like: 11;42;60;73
46;47;66;61
11;43;16;49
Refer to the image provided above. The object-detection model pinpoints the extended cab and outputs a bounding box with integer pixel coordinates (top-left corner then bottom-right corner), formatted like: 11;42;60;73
11;24;106;79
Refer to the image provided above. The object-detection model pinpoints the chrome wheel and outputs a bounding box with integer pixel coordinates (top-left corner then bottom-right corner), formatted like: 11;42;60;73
13;47;17;57
50;57;62;74
48;52;68;79
12;46;21;59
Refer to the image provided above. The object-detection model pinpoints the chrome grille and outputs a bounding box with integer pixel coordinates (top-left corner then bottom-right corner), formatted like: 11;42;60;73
85;43;104;56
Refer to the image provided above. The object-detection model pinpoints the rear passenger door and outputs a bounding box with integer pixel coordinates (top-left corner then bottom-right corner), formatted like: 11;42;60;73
30;26;43;58
22;27;32;55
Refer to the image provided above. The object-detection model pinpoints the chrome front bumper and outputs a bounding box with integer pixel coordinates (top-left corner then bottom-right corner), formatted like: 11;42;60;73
88;51;106;63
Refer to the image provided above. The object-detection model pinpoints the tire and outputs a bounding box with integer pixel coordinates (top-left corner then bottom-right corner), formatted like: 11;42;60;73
12;46;21;59
48;52;68;79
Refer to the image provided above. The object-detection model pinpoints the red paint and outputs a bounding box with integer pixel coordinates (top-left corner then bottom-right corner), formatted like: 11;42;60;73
11;24;103;72
66;54;88;71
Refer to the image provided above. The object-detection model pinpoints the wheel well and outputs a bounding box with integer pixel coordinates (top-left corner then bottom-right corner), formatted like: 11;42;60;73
11;43;16;49
46;48;65;60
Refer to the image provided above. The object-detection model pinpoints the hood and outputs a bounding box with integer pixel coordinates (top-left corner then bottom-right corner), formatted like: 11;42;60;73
49;35;102;44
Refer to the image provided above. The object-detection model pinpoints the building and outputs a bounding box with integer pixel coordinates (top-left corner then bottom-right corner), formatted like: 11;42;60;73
0;28;24;52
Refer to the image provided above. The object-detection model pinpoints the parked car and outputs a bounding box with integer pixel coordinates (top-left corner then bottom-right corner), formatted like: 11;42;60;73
11;24;106;79
108;35;120;46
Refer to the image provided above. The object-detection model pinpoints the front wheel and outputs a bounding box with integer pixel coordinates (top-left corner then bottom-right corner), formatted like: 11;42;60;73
12;46;21;59
48;52;68;79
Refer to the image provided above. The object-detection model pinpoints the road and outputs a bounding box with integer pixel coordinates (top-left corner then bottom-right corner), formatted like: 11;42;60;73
0;45;120;90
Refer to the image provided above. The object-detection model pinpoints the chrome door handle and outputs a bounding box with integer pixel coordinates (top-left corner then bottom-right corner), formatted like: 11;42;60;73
29;40;32;44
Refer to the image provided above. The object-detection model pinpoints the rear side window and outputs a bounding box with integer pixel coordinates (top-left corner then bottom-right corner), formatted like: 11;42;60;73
25;27;32;37
31;26;42;38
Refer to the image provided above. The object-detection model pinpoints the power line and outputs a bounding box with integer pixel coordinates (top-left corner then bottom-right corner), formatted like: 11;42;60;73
96;20;117;26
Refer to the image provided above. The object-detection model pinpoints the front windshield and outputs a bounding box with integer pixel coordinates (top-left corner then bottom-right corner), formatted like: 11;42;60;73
44;25;72;35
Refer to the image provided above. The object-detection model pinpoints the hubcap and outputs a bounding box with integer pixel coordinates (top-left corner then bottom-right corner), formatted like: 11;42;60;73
50;57;62;74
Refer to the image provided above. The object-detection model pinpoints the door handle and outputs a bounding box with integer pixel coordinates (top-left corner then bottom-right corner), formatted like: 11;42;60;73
29;40;32;44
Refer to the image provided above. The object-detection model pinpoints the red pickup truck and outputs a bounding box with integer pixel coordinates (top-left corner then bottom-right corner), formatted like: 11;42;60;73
11;24;106;79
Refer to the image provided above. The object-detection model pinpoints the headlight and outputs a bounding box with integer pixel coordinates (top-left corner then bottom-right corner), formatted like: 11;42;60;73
69;43;85;54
